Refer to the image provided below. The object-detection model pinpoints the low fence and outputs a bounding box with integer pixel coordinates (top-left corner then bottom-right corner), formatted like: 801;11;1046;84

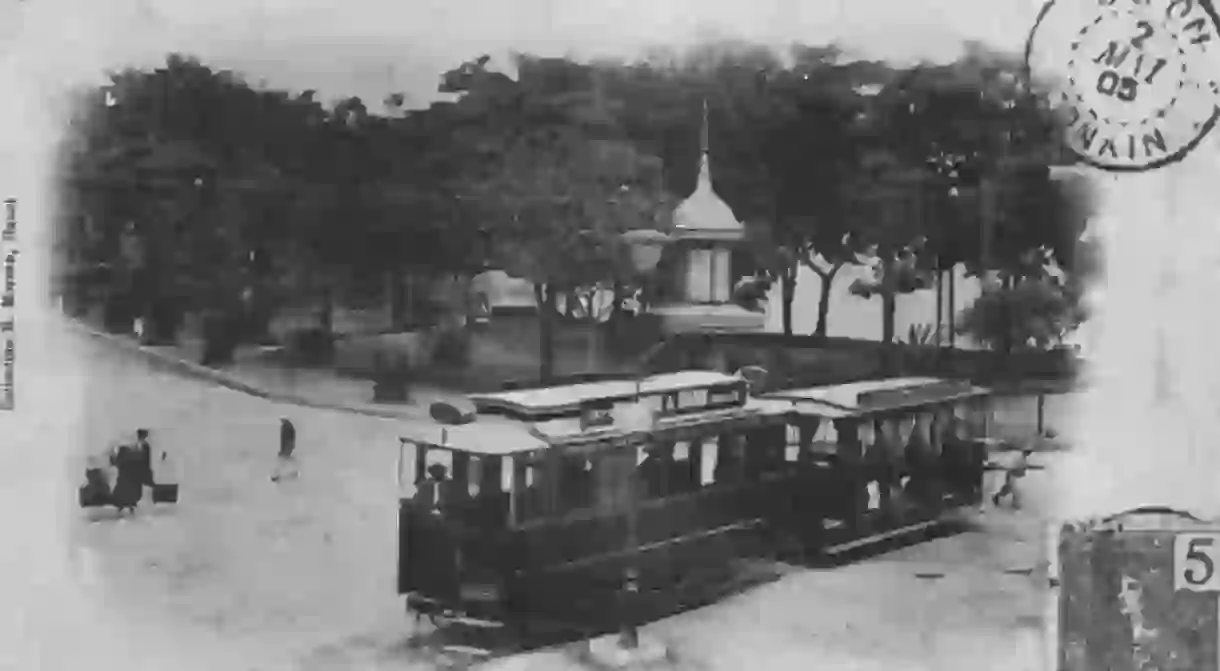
644;331;1080;388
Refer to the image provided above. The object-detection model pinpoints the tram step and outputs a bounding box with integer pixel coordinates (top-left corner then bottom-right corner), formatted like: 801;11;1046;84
822;519;940;556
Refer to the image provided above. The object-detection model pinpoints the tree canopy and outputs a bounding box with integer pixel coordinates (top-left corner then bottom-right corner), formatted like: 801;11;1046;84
57;38;1094;365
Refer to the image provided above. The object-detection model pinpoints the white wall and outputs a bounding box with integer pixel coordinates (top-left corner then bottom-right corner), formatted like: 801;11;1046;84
763;262;987;348
479;262;993;348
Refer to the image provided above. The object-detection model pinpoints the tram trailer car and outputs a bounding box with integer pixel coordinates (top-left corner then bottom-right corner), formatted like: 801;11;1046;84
759;377;993;555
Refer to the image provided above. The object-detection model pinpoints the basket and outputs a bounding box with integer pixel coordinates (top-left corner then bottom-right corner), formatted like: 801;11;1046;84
151;483;179;504
78;485;109;508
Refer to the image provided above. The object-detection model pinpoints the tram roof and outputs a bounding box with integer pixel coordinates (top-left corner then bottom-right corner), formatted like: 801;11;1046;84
466;370;742;417
763;377;989;417
401;395;785;456
401;415;548;456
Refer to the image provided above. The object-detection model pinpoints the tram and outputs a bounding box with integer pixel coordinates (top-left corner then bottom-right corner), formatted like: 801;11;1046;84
396;370;794;628
758;377;992;555
396;371;997;628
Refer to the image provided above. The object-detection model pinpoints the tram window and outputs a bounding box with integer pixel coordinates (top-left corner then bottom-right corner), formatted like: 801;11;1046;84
557;455;594;512
712;433;744;484
785;425;801;462
805;420;839;462
743;426;785;478
669;440;698;494
470;455;510;528
512;459;551;523
636;442;672;499
699;441;717;486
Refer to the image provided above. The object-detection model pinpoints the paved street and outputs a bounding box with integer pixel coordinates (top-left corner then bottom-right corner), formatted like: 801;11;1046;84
50;324;1062;671
63;327;429;670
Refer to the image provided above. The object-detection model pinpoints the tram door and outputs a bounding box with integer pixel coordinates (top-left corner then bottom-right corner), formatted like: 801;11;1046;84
396;441;459;598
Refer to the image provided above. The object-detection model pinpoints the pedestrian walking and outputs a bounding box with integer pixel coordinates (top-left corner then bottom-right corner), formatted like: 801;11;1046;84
271;418;299;483
992;447;1033;509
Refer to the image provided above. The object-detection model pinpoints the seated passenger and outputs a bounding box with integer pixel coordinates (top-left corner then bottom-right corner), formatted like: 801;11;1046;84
559;457;593;510
476;462;510;526
939;419;981;499
903;438;939;506
636;447;668;498
713;444;741;484
666;456;696;493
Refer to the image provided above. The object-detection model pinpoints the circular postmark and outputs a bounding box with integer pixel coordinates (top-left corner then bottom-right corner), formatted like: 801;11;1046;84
1026;0;1220;172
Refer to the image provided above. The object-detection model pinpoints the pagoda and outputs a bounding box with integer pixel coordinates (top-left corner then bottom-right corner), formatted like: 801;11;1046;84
650;101;766;334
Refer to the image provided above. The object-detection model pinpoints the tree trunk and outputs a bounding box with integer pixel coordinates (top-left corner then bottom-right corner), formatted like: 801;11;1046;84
880;257;899;375
935;269;944;345
535;283;556;383
881;289;897;343
880;257;898;345
781;266;797;336
387;267;404;330
319;286;334;334
813;265;840;337
948;269;957;349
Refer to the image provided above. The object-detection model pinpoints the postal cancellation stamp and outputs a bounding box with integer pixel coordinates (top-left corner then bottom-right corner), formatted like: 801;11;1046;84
1027;0;1220;171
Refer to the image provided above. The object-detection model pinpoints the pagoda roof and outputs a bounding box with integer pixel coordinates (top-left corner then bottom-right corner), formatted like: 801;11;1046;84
671;101;745;241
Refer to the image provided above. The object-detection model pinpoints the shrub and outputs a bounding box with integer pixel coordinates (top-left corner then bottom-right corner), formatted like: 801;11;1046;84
957;279;1084;352
372;352;412;403
431;327;471;367
200;311;240;367
284;327;335;366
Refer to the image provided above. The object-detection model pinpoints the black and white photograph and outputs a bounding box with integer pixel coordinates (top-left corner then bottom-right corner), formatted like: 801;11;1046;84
9;0;1220;668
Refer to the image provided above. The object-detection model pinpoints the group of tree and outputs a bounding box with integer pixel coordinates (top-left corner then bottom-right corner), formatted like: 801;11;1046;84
56;38;1096;372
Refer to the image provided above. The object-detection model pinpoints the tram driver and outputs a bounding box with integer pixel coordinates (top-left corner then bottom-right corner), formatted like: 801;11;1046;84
415;463;465;514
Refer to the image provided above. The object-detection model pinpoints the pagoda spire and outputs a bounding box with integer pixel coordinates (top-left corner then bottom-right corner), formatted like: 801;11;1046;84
697;99;712;187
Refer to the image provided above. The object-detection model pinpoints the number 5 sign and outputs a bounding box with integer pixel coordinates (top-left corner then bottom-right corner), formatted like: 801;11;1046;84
1176;533;1220;591
1059;508;1220;670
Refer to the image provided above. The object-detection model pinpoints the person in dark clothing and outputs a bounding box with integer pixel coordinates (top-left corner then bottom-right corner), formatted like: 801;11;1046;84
135;429;155;488
636;446;669;498
280;419;296;458
272;418;299;483
109;445;145;514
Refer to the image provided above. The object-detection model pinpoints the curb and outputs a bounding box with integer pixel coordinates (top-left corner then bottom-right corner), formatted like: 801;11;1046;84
66;319;420;421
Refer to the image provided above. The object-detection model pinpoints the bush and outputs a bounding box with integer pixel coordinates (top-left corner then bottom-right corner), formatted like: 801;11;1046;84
372;352;412;403
431;327;470;367
284;327;335;366
102;295;135;334
200;311;240;367
957;279;1084;352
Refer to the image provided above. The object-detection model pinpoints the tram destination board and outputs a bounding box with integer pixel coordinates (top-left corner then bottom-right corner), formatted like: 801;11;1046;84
1058;508;1220;670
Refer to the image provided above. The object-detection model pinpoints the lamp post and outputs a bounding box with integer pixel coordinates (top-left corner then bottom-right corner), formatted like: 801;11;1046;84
619;226;672;343
620;228;671;278
613;227;670;653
